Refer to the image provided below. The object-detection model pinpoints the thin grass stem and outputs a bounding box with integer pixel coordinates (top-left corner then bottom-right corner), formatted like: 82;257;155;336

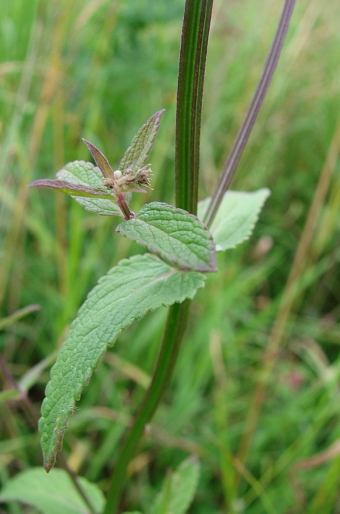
203;0;296;227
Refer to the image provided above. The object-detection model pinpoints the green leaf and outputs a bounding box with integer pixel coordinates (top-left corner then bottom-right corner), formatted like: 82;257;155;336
0;467;104;514
151;457;200;514
56;160;122;216
119;110;165;176
116;202;217;272
198;189;270;251
39;254;205;472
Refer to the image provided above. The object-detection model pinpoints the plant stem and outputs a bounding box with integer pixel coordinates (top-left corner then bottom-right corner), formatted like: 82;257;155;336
203;0;296;227
176;0;214;214
116;192;134;220
103;2;213;512
103;301;190;514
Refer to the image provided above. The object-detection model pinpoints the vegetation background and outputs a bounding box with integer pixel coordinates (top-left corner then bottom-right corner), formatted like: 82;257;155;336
1;0;340;512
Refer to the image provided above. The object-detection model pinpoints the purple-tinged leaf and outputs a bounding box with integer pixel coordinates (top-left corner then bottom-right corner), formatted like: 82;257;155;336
83;138;114;179
29;179;115;199
119;110;165;176
56;161;122;216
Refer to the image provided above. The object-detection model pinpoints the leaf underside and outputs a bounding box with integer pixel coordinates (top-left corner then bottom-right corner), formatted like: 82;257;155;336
117;202;217;272
56;160;122;216
39;254;205;472
198;189;270;251
29;179;114;199
119;110;165;176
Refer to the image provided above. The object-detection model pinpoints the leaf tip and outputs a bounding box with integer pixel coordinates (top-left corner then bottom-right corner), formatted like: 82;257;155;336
29;179;42;188
44;462;53;473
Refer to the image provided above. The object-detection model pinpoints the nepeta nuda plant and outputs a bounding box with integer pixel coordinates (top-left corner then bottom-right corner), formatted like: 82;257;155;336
27;1;295;512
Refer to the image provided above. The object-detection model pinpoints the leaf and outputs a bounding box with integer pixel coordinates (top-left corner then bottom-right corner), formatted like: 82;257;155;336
116;202;217;272
82;138;114;179
119;110;165;176
151;456;200;514
29;179;114;199
56;160;122;216
198;189;270;251
0;467;104;514
39;254;205;472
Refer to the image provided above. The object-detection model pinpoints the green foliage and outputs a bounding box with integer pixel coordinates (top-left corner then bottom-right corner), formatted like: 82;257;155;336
0;468;104;514
151;457;200;514
122;457;200;514
35;161;122;216
198;189;270;251
1;1;340;513
39;254;205;471
119;110;165;176
117;202;217;272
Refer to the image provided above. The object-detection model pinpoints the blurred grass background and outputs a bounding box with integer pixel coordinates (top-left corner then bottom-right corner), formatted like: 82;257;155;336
1;0;340;512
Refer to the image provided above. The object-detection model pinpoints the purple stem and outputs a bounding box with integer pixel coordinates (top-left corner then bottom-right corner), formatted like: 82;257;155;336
203;0;296;227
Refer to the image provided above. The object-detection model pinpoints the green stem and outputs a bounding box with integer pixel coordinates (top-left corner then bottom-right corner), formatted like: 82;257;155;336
176;0;214;214
103;302;189;514
103;2;213;512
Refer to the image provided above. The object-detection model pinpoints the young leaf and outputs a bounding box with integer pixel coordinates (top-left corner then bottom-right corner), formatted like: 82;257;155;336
151;457;200;514
116;202;217;272
198;189;270;251
39;254;205;472
0;467;104;514
56;160;122;216
119;110;165;176
83;138;114;179
29;179;115;199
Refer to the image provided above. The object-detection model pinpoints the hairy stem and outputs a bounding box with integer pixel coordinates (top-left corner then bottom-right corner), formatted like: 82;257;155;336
203;0;296;227
116;193;134;220
103;1;213;512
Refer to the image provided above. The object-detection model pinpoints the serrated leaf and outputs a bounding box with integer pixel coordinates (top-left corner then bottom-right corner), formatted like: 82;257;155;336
151;457;200;514
119;110;165;176
198;189;270;251
116;202;217;272
56;160;122;216
39;254;205;472
0;468;104;514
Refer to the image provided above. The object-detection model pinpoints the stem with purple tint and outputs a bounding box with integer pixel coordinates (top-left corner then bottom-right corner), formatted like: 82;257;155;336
203;0;296;228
